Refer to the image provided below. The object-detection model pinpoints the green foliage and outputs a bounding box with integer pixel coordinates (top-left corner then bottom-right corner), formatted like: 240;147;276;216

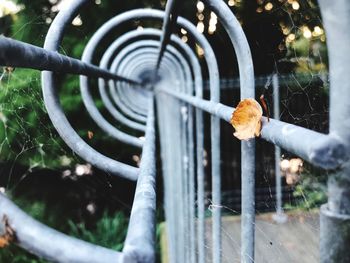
286;167;327;210
292;176;327;209
67;211;128;251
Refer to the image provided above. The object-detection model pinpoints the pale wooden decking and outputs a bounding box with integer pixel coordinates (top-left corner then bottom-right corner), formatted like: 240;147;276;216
160;210;319;263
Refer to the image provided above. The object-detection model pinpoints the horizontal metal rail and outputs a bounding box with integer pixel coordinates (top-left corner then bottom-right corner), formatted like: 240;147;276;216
158;87;348;170
0;36;140;85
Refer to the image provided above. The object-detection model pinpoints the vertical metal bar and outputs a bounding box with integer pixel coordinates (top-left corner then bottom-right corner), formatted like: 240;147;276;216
203;1;255;262
272;74;287;224
187;105;196;263
318;1;350;262
204;2;255;262
196;106;206;263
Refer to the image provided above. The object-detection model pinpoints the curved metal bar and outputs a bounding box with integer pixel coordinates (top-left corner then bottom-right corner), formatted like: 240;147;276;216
41;0;139;180
203;1;255;262
113;51;178;116
101;28;189;117
79;72;144;147
115;9;220;263
175;12;221;263
0;193;123;262
110;41;189;116
99;31;161;130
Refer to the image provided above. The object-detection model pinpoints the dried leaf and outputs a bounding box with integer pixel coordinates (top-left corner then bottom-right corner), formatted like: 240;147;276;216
230;98;263;140
87;131;94;140
0;215;15;248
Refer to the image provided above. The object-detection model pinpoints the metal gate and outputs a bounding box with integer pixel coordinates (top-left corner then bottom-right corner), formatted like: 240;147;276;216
0;0;349;262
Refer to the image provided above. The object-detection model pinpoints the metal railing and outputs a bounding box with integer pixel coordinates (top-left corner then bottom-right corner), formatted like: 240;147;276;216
0;0;349;262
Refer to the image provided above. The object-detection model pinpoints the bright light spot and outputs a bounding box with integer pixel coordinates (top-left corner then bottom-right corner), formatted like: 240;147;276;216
280;159;290;171
181;28;187;35
72;15;83;26
320;35;326;42
208;24;216;34
139;136;145;141
286;33;296;42
196;44;204;57
86;203;96;214
95;0;101;4
302;26;312;38
75;165;85;176
137;26;143;31
197;21;205;33
228;0;235;6
181;35;188;43
60;155;72;166
132;155;141;167
313;26;323;36
132;155;140;162
197;13;204;21
264;2;273;11
0;187;5;194
197;1;205;12
0;0;23;17
210;12;217;20
45;17;52;24
289;158;303;174
292;1;300;10
75;164;92;176
62;169;72;178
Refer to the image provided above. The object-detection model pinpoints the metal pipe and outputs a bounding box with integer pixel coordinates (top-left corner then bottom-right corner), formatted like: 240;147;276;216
203;1;256;261
271;73;287;223
0;36;139;85
318;0;350;262
41;0;139;180
0;193;123;262
123;97;156;263
158;88;347;170
156;0;179;70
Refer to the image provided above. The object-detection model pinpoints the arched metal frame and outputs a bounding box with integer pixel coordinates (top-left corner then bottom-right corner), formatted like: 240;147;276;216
0;0;349;262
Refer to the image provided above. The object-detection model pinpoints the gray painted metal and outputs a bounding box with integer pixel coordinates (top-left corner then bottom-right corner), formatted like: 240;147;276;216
41;0;139;180
272;74;287;224
1;0;350;262
123;97;157;263
203;1;256;262
0;36;139;85
0;193;123;263
318;0;350;262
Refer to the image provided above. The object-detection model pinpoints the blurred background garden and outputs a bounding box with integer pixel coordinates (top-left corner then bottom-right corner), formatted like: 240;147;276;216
0;0;329;261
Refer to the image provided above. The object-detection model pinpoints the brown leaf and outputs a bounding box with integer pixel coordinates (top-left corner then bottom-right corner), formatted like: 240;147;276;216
0;215;15;248
230;98;263;140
